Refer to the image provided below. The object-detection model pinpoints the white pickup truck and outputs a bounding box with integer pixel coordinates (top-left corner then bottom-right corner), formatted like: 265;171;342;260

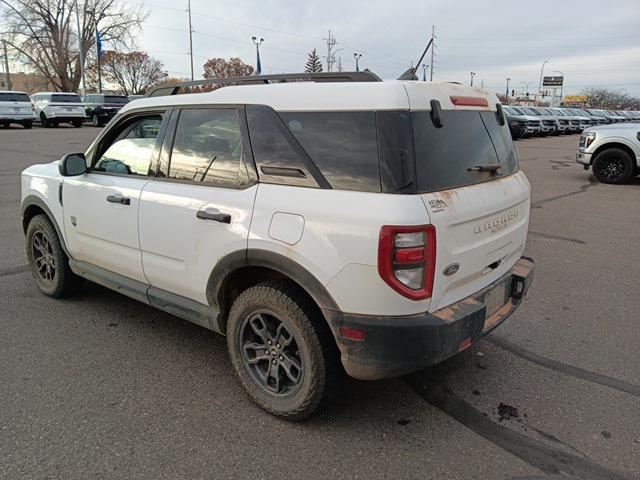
577;124;640;183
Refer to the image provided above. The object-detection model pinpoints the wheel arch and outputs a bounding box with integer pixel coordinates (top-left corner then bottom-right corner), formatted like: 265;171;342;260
207;249;340;334
591;142;637;166
21;195;71;258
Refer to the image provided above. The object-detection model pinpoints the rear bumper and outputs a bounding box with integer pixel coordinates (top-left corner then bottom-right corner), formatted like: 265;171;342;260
327;256;535;380
0;114;35;122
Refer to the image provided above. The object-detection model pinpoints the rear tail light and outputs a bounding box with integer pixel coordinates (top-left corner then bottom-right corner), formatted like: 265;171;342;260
378;225;436;300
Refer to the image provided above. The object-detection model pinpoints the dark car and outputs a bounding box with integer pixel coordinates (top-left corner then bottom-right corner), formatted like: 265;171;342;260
82;94;129;127
504;110;527;139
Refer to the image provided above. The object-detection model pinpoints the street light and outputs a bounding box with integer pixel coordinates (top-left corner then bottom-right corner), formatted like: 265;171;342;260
251;36;264;75
554;70;564;107
470;71;476;87
520;81;533;99
353;53;362;72
422;64;429;81
506;77;511;100
536;60;548;106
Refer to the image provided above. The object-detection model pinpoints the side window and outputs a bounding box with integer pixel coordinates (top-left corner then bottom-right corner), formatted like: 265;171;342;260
377;111;416;194
246;105;319;188
167;108;247;186
279;111;380;192
93;114;164;176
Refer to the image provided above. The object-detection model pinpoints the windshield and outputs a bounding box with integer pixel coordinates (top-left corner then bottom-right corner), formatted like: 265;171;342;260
524;108;541;116
412;110;518;193
51;94;82;103
510;107;526;115
104;96;129;105
0;92;30;102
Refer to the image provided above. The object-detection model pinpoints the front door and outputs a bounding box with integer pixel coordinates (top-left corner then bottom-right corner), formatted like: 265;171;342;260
63;111;169;283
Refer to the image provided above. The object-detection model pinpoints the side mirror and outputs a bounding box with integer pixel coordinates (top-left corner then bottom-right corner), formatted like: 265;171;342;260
58;153;87;176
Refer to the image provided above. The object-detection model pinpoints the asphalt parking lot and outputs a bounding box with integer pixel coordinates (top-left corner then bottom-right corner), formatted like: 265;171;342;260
1;125;639;480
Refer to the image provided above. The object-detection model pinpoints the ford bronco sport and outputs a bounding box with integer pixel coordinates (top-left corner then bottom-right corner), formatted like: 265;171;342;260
21;72;534;419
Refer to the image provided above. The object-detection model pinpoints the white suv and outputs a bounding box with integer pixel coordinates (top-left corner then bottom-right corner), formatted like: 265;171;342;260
31;92;85;128
0;90;35;128
21;73;534;419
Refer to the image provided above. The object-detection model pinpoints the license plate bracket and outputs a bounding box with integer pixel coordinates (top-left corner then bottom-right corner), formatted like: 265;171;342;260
483;281;507;318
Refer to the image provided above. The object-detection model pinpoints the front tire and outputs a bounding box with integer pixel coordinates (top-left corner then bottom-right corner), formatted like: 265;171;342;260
26;214;80;298
22;121;33;129
592;148;634;184
91;114;102;127
227;281;343;420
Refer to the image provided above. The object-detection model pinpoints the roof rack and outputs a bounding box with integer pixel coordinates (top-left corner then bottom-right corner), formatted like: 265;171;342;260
145;71;382;97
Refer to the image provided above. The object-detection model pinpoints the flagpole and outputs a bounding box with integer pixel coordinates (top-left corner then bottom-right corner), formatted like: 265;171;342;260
96;24;102;93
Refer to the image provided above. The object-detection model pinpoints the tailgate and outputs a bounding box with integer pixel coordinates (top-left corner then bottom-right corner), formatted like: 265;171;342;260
421;171;530;312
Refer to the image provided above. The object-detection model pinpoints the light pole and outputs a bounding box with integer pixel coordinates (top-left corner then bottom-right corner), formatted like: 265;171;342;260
422;64;429;81
470;71;476;87
506;77;511;100
554;70;564;107
252;36;263;75
536;60;548;106
353;53;362;72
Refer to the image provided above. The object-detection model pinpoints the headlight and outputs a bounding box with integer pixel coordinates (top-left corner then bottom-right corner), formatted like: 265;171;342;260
580;132;596;148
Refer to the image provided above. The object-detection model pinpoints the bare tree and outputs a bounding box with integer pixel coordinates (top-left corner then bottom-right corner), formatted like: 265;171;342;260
1;0;146;92
581;87;640;110
89;51;167;95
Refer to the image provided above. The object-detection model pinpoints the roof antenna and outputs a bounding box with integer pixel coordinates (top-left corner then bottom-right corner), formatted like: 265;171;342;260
397;37;434;81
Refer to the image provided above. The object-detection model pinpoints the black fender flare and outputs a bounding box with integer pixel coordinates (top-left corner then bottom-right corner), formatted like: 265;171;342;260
206;249;340;315
21;194;72;258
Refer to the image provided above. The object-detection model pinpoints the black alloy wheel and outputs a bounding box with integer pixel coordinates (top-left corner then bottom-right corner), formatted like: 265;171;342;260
31;231;57;284
592;148;634;184
239;310;304;396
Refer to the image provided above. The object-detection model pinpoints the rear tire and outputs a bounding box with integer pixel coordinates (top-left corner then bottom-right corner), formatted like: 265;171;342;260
226;281;343;420
72;120;83;128
40;113;50;128
592;148;634;184
22;121;33;129
26;214;80;298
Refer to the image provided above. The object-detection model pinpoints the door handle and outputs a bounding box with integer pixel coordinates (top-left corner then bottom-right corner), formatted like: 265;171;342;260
106;194;131;205
196;208;231;224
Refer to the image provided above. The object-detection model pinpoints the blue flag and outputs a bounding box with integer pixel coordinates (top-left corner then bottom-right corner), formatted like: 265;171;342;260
96;28;103;59
256;48;261;75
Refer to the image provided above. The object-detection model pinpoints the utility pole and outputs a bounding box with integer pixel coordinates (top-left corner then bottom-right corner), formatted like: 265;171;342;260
187;0;194;81
470;71;476;87
536;60;548;106
353;53;362;72
506;77;511;100
429;25;436;81
324;30;337;72
2;41;11;91
73;0;86;94
337;57;343;72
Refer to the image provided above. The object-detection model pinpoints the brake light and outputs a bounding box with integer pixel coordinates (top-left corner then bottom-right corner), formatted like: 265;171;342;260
450;96;489;107
378;225;436;300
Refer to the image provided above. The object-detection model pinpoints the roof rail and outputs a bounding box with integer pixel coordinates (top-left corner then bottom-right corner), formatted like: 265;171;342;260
145;71;382;97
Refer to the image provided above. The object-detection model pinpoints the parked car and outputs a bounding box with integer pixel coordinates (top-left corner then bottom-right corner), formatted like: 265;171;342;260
0;90;35;128
548;108;582;133
519;107;556;135
603;110;626;123
127;95;144;102
536;107;571;134
580;109;608;126
503;108;527;139
576;124;640;183
31;92;85;128
21;73;534;419
82;93;129;127
563;108;593;130
503;106;541;136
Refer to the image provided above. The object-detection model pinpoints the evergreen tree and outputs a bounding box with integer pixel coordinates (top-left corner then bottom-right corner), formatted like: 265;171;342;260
305;49;323;73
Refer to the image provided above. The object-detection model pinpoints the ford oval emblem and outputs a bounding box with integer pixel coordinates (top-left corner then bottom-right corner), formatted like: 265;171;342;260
443;263;460;276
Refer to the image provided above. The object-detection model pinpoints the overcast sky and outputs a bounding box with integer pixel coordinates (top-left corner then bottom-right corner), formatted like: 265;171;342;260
130;0;639;95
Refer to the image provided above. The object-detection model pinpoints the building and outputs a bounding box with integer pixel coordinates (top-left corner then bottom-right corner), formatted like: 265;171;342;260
0;72;54;94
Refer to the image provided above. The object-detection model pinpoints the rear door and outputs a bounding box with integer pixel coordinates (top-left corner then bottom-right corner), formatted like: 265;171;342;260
411;108;530;312
138;106;257;305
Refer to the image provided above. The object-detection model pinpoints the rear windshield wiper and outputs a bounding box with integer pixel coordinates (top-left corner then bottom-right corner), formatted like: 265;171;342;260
467;163;502;173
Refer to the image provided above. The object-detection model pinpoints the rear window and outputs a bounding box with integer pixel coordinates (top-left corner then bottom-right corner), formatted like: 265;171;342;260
51;94;82;103
412;110;518;193
0;92;30;102
104;96;129;105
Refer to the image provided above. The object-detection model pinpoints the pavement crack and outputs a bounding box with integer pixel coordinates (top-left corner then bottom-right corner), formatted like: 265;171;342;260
403;374;635;480
528;231;586;245
0;264;30;278
531;178;597;208
488;336;640;398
